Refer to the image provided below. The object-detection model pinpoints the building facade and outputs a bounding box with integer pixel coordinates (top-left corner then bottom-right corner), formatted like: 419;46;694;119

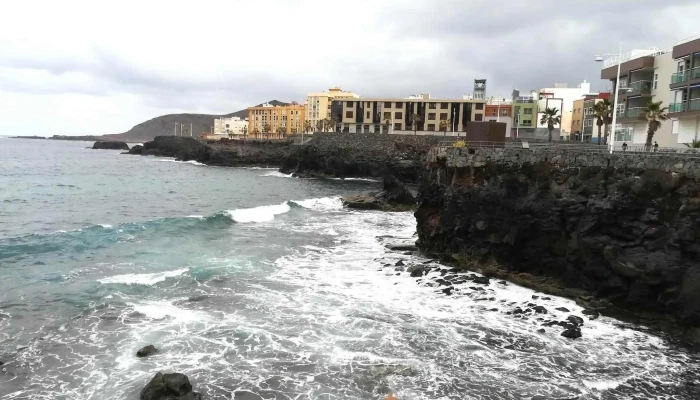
600;48;683;147
330;97;486;134
213;116;249;137
571;98;585;140
248;103;305;138
511;89;538;138
305;87;359;131
484;102;512;137
669;36;700;144
536;81;593;140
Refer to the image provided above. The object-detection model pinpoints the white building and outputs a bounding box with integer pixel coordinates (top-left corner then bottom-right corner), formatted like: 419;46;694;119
213;116;248;137
536;81;593;140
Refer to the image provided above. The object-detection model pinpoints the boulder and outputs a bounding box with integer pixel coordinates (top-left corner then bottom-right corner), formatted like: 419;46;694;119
342;175;416;212
561;328;582;339
136;345;158;358
128;145;144;155
140;372;200;400
566;315;585;326
472;276;490;285
92;141;129;150
582;308;600;320
533;306;548;314
555;307;570;313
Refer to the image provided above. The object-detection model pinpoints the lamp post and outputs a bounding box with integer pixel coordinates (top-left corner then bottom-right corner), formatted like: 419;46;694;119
595;42;623;154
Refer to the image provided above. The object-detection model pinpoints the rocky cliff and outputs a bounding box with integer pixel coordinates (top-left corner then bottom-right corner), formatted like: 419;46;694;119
281;133;444;183
416;147;700;339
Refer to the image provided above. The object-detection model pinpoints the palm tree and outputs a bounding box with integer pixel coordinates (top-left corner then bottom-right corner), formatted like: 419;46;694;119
242;125;248;142
642;100;669;150
227;129;233;140
252;128;260;140
277;125;286;139
303;120;313;134
684;138;700;148
384;118;392;134
329;116;339;132
439;118;451;136
410;113;422;135
539;107;561;143
593;100;610;145
262;123;271;139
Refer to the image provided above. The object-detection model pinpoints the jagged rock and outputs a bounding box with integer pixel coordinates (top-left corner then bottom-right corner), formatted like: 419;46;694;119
140;372;200;400
136;345;158;358
409;266;426;277
537;328;546;333
555;307;570;312
93;141;129;150
533;306;548;314
567;315;585;326
561;327;582;339
342;175;416;212
442;287;454;295
472;276;490;285
127;144;143;154
512;307;524;314
395;260;405;267
582;309;600;320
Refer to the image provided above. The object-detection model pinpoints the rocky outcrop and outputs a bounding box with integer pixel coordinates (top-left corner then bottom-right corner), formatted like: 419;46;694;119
342;175;416;212
281;133;443;183
130;136;291;168
416;147;700;340
136;345;157;357
92;141;129;150
140;372;201;400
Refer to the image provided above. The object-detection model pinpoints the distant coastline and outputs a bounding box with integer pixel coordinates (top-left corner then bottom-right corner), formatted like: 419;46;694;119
9;135;105;141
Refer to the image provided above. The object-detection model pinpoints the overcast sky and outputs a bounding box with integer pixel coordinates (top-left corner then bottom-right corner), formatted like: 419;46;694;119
1;0;699;136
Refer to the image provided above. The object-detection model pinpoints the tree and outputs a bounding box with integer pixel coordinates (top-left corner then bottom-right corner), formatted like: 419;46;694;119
303;120;313;133
227;129;233;140
642;100;669;150
252;128;260;140
262;123;271;139
277;125;286;138
684;138;700;148
316;120;324;132
329;116;338;132
410;113;422;135
439;118;451;136
593;99;613;145
384;118;392;134
539;107;561;143
242;125;248;142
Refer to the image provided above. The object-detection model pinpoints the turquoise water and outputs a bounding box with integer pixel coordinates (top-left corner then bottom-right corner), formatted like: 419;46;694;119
1;139;699;399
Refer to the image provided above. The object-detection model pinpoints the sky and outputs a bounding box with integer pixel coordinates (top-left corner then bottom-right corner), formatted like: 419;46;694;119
1;0;699;136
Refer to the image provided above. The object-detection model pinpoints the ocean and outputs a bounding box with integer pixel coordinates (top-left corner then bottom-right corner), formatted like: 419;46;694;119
0;138;698;399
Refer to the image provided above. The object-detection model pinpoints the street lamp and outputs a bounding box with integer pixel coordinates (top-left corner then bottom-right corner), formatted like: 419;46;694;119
595;42;623;154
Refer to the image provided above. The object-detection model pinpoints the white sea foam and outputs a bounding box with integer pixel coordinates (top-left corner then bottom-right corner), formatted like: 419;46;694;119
292;197;343;212
227;202;291;223
154;159;206;166
330;177;380;182
131;300;211;322
98;224;113;228
97;268;189;285
261;171;294;178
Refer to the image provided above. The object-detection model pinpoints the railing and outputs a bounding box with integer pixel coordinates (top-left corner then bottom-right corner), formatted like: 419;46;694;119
693;66;700;80
617;108;644;119
672;71;690;84
629;80;652;92
669;102;686;113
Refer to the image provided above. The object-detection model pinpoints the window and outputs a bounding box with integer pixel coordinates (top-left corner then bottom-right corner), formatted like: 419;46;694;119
427;124;436;131
384;102;391;108
653;73;658;90
395;112;403;119
366;111;370;119
428;113;436;120
440;113;447;121
346;111;353;119
672;119;679;134
502;109;508;116
440;103;448;109
475;103;484;110
429;103;437;109
395;102;403;108
474;114;483;121
356;124;362;132
394;123;402;130
346;101;354;107
383;112;391;120
524;108;533;115
522;120;532;126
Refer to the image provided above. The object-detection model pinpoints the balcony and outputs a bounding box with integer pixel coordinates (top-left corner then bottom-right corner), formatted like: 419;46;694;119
629;80;652;93
671;71;689;84
670;99;700;114
616;107;646;121
670;67;700;89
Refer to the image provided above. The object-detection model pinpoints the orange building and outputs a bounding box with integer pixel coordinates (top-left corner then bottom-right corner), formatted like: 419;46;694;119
485;104;512;119
248;103;305;138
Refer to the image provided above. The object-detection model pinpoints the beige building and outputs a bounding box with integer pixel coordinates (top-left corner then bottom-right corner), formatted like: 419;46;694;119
330;96;486;134
248;103;305;138
305;87;359;130
213;116;248;137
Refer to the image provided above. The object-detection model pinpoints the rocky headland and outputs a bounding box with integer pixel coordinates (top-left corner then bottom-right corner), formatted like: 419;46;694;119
93;141;129;150
342;174;417;212
415;146;700;341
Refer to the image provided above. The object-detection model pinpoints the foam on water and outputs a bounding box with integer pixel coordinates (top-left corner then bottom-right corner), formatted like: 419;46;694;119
261;171;294;178
97;268;189;285
290;196;343;212
227;202;291;223
153;159;206;166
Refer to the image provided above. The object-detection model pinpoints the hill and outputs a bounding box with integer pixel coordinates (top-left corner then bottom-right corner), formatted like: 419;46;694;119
101;100;289;142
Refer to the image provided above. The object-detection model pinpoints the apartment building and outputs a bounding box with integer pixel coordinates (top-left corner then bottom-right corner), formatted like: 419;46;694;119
511;89;538;137
329;96;486;134
669;36;700;143
535;81;593;140
247;103;305;137
485;99;512;137
305;87;359;130
572;99;585;139
213;116;248;137
600;48;682;147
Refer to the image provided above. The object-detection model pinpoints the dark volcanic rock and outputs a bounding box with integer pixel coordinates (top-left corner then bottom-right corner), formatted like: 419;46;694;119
342;175;416;212
472;276;490;285
140;372;200;400
561;328;582;339
415;155;700;337
395;260;405;267
136;345;158;358
567;315;585;327
555;307;571;313
127;144;144;155
582;309;601;320
533;306;548;314
92;141;129;150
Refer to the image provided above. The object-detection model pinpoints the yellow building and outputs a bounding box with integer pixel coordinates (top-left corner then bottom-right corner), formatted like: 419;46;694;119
305;87;359;131
247;103;305;138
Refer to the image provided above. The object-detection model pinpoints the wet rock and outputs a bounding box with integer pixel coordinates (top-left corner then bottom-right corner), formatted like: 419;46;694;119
541;297;551;300
408;265;426;277
489;308;499;312
567;315;585;327
532;295;539;299
136;345;158;358
512;307;524;314
537;329;546;334
342;175;416;212
442;287;454;295
435;278;452;286
472;276;490;285
140;372;200;400
498;280;508;285
533;306;548;314
386;243;419;252
561;328;582;339
394;267;404;272
555;307;570;313
582;308;600;320
395;260;405;267
93;141;129;150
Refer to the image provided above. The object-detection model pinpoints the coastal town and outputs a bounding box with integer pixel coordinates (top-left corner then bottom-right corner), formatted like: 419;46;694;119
192;35;700;152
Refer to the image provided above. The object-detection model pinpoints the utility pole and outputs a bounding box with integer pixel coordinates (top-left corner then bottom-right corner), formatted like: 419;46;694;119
174;123;177;136
190;123;193;137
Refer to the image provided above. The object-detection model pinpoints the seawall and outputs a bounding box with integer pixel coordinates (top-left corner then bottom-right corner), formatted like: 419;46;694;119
416;146;700;339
